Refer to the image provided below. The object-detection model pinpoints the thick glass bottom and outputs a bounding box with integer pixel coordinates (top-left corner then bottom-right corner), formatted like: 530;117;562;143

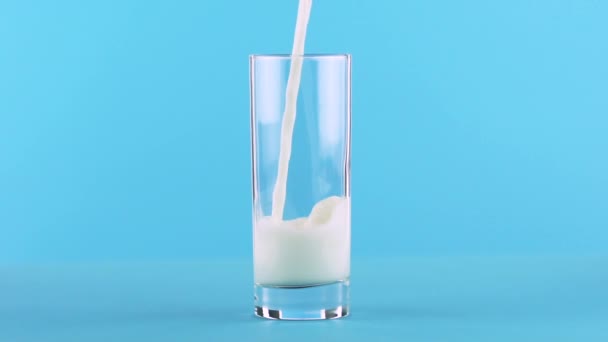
253;280;350;320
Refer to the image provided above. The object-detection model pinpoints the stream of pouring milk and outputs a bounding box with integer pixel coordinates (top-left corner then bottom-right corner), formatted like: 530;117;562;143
255;0;350;286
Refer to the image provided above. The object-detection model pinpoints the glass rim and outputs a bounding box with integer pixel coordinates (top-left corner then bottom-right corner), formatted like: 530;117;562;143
250;53;350;60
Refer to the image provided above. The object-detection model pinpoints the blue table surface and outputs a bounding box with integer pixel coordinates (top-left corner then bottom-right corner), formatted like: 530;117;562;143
1;256;607;342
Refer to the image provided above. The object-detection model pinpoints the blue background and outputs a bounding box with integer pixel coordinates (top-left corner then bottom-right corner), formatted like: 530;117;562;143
1;0;607;340
2;0;606;262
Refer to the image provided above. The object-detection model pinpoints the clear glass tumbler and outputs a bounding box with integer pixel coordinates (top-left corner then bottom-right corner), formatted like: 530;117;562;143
249;54;351;320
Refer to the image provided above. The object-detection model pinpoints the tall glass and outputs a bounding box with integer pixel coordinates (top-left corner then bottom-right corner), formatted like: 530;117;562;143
249;54;351;320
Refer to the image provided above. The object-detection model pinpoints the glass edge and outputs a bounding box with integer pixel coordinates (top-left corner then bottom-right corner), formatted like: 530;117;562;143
249;53;351;59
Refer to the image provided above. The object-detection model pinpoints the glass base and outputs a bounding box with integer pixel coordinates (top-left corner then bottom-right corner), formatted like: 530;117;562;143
254;280;350;320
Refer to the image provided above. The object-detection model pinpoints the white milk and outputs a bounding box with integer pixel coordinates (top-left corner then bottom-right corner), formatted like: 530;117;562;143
255;196;351;286
271;0;312;220
255;0;350;286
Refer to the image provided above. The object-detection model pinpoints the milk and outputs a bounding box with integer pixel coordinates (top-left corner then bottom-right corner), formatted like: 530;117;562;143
271;0;312;220
254;0;350;287
255;196;351;286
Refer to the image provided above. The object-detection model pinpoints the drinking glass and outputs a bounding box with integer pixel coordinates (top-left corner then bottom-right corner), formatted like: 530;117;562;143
249;54;351;320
